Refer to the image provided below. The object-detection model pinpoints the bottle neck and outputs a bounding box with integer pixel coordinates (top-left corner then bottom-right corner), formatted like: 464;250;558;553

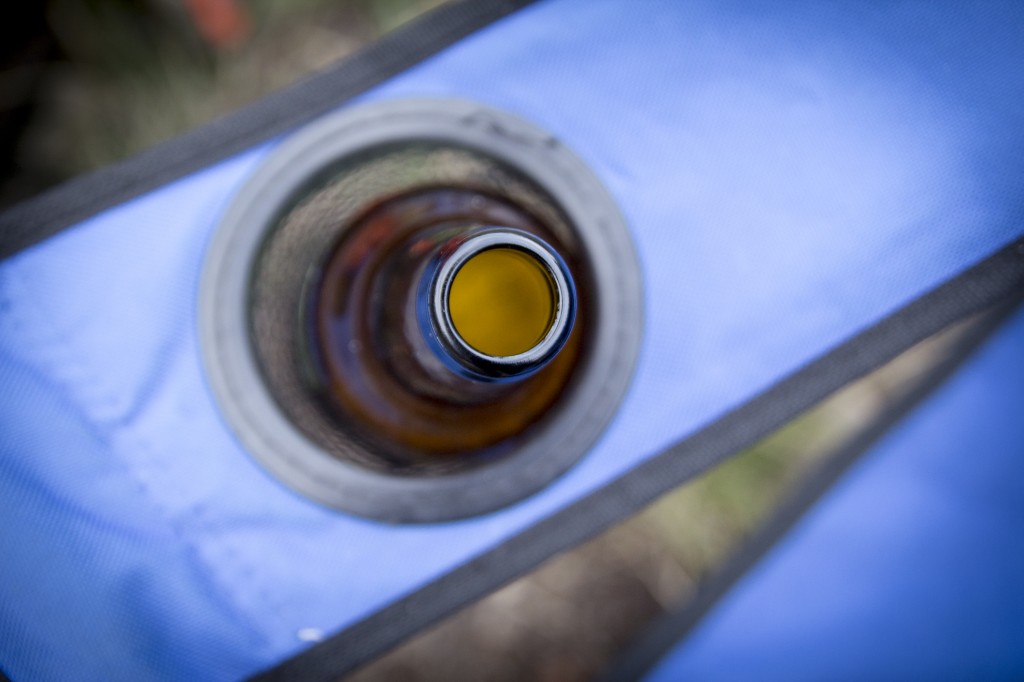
417;228;576;382
306;188;583;456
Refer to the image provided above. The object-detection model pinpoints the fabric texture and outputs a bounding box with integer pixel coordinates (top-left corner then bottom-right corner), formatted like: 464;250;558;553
1;1;1023;679
646;305;1024;681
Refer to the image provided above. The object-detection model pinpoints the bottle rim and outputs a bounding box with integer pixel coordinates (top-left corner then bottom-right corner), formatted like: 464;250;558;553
423;228;577;381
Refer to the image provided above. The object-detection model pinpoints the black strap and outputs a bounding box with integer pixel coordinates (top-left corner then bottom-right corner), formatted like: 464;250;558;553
600;296;1022;682
0;0;538;262
251;239;1024;681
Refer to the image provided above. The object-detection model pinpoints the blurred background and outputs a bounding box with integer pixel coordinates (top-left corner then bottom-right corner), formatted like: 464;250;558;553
0;0;445;209
0;2;953;679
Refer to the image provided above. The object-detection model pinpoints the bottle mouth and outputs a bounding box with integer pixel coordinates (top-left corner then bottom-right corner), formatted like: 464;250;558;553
425;229;577;381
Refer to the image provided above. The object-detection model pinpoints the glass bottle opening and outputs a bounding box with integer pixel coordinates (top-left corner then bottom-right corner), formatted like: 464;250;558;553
448;247;557;357
428;229;577;381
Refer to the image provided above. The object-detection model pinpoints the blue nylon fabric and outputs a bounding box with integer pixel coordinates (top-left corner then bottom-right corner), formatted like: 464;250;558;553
646;306;1024;682
1;1;1023;679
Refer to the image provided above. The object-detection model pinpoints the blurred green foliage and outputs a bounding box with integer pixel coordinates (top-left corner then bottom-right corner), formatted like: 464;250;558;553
637;414;828;576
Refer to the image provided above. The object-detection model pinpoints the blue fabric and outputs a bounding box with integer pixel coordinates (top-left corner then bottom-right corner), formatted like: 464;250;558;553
1;1;1023;679
646;306;1024;682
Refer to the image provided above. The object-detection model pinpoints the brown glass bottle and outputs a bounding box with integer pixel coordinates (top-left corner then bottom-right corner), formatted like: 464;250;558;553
306;188;582;465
